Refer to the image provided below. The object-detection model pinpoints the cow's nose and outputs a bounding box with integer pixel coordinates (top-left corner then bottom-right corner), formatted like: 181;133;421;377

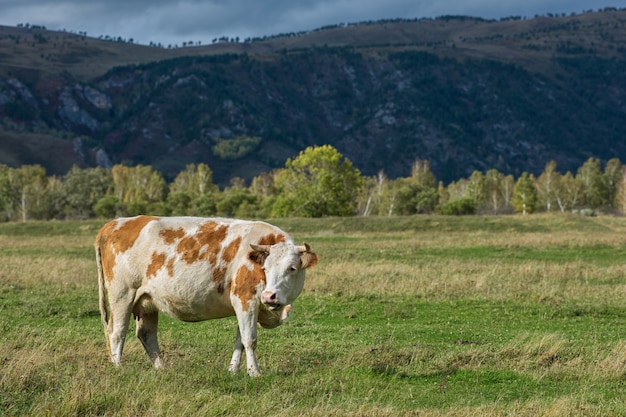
261;291;277;304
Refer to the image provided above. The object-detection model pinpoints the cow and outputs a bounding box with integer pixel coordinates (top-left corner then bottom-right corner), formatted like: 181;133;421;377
95;215;318;376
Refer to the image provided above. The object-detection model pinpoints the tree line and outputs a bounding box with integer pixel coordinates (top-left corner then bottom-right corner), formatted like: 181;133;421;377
0;144;624;222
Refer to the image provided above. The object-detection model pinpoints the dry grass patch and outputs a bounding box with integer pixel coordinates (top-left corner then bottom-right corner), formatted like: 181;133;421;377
597;341;626;379
309;255;625;304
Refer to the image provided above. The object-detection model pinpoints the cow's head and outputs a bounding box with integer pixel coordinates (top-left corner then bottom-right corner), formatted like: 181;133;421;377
250;242;317;311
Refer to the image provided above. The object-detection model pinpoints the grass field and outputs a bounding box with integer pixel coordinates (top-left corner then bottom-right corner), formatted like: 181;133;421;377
2;214;626;416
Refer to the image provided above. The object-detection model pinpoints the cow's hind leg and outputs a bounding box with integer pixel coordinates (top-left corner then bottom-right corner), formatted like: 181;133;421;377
134;295;164;369
228;327;243;373
107;290;135;366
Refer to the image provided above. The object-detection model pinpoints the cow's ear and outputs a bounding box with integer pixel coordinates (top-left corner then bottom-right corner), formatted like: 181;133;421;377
300;247;318;270
249;244;270;265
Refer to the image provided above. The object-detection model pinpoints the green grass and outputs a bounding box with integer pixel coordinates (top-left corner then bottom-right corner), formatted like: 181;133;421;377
3;215;626;415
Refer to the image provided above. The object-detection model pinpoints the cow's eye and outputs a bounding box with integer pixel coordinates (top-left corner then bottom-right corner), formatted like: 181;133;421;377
289;265;297;273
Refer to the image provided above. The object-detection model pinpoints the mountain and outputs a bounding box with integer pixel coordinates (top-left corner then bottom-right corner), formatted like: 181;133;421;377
1;9;626;185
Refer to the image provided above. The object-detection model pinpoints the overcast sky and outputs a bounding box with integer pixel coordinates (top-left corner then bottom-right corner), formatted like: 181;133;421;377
2;0;626;46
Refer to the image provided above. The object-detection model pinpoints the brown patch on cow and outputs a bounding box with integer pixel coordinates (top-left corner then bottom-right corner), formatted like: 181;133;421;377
96;220;119;282
175;221;230;268
166;258;175;277
160;227;186;244
212;236;241;294
177;235;203;264
197;221;229;264
212;266;227;294
95;220;119;246
248;233;287;265
233;264;265;312
96;216;158;282
112;216;158;253
146;252;167;279
247;234;284;266
222;236;241;263
257;233;286;246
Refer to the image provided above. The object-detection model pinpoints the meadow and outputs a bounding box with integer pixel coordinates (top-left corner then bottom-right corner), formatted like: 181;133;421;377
2;215;626;416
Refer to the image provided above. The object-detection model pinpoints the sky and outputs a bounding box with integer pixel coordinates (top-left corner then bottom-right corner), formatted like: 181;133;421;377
2;0;626;46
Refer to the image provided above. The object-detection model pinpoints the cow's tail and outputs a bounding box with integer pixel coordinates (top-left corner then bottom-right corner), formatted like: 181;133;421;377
95;241;110;339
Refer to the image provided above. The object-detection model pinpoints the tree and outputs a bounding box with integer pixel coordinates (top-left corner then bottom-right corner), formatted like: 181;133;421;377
392;179;439;215
466;170;488;209
500;174;516;212
22;167;55;220
111;164;168;215
358;170;388;216
512;172;537;214
94;195;122;218
44;177;64;220
0;165;50;221
483;169;501;214
535;161;560;212
483;169;511;214
250;172;277;200
388;160;439;215
410;159;437;189
216;181;258;218
166;192;192;216
556;171;583;212
62;166;112;219
272;145;363;217
615;165;626;214
577;157;608;209
111;165;131;204
169;163;218;215
437;181;450;207
170;163;216;197
603;158;622;212
249;172;278;218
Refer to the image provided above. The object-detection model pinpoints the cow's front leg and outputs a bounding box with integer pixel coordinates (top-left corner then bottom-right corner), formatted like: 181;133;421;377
242;326;260;377
232;310;261;377
134;307;164;369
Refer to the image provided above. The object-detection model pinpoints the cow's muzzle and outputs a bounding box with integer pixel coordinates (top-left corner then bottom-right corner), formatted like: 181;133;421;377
261;291;281;310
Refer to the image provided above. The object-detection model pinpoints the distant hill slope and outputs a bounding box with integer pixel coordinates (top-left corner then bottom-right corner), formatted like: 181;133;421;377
1;9;626;184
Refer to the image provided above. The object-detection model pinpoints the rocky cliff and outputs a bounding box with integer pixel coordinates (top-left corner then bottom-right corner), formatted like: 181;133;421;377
1;10;626;184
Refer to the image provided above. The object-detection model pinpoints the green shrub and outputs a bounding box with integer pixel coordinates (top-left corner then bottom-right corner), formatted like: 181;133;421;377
212;136;261;160
93;196;121;218
440;197;477;215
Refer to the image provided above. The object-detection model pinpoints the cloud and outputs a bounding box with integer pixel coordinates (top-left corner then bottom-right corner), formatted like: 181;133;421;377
1;0;624;45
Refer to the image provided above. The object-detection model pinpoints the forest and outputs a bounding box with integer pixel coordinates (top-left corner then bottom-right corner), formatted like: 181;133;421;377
0;144;623;222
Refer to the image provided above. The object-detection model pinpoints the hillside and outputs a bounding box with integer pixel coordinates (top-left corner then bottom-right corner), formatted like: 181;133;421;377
1;9;626;184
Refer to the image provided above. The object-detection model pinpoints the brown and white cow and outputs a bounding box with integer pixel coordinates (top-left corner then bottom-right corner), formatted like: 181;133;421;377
95;215;317;376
